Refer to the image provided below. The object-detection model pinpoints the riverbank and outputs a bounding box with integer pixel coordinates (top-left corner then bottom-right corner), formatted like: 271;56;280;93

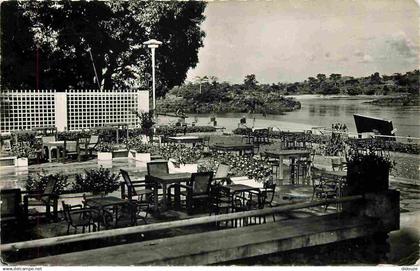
367;94;419;106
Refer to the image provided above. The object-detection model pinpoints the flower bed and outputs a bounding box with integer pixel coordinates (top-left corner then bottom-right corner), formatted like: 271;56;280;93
233;128;420;155
199;152;272;182
157;144;203;165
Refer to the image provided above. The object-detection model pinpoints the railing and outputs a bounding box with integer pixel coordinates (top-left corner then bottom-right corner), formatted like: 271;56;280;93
1;195;363;252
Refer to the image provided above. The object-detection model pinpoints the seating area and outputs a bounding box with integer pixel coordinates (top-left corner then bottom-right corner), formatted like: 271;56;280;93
0;126;354;247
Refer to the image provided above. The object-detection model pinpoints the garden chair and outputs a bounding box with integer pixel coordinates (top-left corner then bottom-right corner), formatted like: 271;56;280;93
63;139;80;162
171;172;213;215
77;136;91;160
208;183;234;228
331;157;343;171
62;201;98;234
147;160;169;175
231;187;265;227
146;160;168;196
213;164;231;185
311;172;338;211
1;189;24;226
100;201;138;229
79;135;99;157
259;182;277;222
24;178;59;221
120;169;153;223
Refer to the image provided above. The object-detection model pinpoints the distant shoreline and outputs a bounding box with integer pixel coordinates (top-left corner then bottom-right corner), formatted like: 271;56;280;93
287;94;397;101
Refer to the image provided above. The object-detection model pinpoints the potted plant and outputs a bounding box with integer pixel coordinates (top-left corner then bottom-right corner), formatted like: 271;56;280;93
125;137;153;162
96;142;114;161
345;149;394;195
73;167;120;195
160;145;202;173
133;110;156;142
11;142;35;167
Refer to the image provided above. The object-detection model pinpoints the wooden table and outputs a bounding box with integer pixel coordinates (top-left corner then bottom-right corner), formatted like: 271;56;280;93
147;172;192;212
223;183;262;210
84;196;130;230
167;136;204;146
224;184;260;193
211;143;255;156
84;196;128;208
264;149;311;182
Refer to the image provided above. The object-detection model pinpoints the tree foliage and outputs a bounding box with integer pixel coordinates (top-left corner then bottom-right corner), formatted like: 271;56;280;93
158;74;301;114
1;1;206;96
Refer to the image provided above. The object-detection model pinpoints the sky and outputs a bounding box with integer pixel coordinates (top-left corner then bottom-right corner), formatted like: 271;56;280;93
186;0;420;84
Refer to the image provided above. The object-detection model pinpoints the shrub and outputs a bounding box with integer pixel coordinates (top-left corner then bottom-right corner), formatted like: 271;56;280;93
346;149;394;195
73;167;120;194
25;172;70;194
11;141;36;158
57;131;91;141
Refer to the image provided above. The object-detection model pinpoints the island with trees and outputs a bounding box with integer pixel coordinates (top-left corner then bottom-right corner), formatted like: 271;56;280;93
157;70;419;114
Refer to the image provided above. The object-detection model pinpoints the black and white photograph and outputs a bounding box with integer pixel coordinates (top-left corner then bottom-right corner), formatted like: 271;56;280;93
0;0;419;268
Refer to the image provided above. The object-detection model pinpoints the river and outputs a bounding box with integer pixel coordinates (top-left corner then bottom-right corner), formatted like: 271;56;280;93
158;95;420;139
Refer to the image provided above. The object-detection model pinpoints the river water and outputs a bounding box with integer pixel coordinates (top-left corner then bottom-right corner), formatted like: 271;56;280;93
158;95;420;139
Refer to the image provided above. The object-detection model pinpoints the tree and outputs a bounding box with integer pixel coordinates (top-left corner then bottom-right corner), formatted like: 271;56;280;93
244;74;258;89
194;75;209;94
329;73;342;87
369;72;382;85
316;74;326;93
1;1;206;96
307;76;318;92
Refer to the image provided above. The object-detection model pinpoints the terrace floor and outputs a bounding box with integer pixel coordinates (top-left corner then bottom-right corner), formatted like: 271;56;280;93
0;157;332;246
1;156;418;265
1;154;418;212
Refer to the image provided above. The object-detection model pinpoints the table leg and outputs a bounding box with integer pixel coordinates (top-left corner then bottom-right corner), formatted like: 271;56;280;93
153;183;159;213
278;156;284;181
48;147;53;162
174;185;181;210
161;183;167;211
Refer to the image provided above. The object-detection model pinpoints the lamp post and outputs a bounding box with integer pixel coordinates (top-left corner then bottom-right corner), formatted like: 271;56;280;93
143;39;162;112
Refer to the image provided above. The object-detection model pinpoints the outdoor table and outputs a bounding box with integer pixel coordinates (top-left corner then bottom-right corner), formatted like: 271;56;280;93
223;183;262;210
167;136;204;146
84;196;130;230
263;149;311;182
147;172;192;212
211;143;255;156
44;141;65;162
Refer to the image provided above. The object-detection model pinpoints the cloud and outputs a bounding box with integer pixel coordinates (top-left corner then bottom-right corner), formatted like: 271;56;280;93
359;54;374;63
306;54;316;62
386;32;418;58
337;56;349;62
353;50;373;63
354;50;364;57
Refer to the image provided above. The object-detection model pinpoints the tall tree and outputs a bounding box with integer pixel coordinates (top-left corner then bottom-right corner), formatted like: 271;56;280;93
244;74;258;89
1;1;206;96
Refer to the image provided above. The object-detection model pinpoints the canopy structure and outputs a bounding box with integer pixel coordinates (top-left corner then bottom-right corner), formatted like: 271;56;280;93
353;114;395;140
